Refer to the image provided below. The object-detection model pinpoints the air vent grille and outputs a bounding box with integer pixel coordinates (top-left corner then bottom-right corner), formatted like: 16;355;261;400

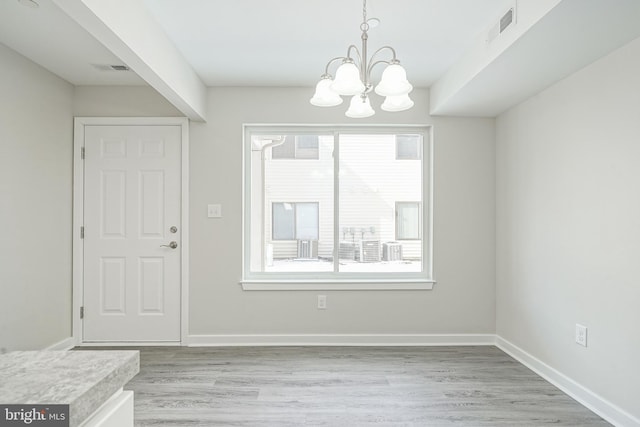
486;5;516;44
91;64;131;72
500;8;514;33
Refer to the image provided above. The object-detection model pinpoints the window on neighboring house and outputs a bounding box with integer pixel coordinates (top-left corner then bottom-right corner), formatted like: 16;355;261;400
396;134;421;160
272;135;320;159
244;126;432;289
396;202;420;240
272;202;319;240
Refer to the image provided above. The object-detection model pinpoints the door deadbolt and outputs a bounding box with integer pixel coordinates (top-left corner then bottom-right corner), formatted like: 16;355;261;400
160;241;178;249
169;226;178;233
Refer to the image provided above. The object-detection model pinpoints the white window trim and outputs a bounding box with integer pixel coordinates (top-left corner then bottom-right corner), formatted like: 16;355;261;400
240;279;434;291
241;124;435;291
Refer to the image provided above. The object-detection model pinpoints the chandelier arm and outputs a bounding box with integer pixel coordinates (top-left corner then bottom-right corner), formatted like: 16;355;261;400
367;59;393;77
323;56;349;76
366;46;400;79
346;45;362;66
369;46;399;63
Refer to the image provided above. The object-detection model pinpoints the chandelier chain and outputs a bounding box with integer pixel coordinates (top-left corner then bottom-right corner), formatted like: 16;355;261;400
363;0;367;23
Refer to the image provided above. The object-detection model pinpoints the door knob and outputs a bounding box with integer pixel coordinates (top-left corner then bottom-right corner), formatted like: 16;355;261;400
160;241;178;249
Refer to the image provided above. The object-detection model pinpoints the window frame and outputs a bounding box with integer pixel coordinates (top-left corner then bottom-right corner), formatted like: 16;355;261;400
242;124;434;291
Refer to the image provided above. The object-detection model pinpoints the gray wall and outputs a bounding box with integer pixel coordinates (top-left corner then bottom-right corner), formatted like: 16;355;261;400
3;49;496;347
76;85;497;338
496;36;640;419
73;86;182;117
0;44;74;351
72;85;496;338
188;87;496;336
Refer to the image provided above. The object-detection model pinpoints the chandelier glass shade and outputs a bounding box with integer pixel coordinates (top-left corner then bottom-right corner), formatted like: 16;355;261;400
381;93;414;112
346;94;376;118
310;0;413;117
310;78;344;107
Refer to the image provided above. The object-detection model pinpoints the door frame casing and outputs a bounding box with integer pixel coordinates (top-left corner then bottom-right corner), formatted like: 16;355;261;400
72;117;190;346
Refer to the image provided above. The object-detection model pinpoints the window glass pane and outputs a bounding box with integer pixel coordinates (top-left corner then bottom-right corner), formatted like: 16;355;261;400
272;203;295;240
296;202;319;240
396;134;421;159
248;128;427;278
339;134;422;272
254;134;333;272
271;136;295;159
397;202;420;240
296;135;319;149
295;135;319;159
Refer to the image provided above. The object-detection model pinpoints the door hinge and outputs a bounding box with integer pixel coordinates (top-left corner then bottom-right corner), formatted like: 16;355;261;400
80;226;84;239
80;306;84;319
81;147;85;159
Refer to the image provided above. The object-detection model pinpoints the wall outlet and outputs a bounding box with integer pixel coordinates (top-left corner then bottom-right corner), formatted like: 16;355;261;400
575;324;588;347
317;295;327;310
207;204;222;218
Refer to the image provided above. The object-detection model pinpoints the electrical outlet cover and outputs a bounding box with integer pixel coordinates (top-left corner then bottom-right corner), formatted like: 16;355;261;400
575;324;587;347
317;295;327;309
207;204;222;218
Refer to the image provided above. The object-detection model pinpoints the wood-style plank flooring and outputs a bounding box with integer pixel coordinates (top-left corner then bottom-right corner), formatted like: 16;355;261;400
89;346;609;426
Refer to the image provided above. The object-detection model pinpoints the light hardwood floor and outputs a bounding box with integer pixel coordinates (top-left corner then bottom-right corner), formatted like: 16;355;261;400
83;346;609;426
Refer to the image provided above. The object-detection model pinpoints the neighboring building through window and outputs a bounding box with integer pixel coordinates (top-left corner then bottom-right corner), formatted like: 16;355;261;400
272;135;319;159
244;126;432;286
396;134;421;159
272;202;319;240
396;202;420;240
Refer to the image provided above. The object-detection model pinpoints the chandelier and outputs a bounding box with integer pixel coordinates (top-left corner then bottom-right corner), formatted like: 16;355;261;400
310;0;413;118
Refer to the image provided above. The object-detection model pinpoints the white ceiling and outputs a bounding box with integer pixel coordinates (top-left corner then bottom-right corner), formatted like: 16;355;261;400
0;0;512;87
140;0;513;87
1;0;640;118
0;0;144;85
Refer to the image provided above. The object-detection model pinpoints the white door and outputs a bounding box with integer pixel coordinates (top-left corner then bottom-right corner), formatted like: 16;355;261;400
83;125;181;342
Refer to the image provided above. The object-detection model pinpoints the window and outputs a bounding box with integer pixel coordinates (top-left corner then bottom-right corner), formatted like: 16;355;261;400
396;202;420;240
244;126;432;289
272;202;319;240
396;134;421;159
272;135;319;159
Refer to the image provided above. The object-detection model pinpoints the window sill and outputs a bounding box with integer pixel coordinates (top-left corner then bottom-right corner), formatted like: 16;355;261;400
240;279;435;291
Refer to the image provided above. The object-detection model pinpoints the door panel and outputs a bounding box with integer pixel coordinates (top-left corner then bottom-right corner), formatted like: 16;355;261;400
84;125;181;342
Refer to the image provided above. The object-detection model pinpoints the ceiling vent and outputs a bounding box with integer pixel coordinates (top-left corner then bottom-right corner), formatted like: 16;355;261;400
92;64;131;72
486;5;517;44
500;8;514;33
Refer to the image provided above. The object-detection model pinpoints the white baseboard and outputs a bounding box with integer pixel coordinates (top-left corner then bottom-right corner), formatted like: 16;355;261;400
496;336;640;427
78;341;181;347
186;333;496;347
45;337;75;351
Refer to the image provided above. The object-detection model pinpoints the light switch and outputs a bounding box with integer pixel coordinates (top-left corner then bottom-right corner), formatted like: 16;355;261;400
207;204;222;218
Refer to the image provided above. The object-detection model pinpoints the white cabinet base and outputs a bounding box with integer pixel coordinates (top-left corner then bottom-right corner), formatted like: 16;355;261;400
80;389;133;427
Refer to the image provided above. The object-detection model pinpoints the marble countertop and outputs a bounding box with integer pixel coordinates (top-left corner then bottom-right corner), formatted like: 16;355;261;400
0;350;139;427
